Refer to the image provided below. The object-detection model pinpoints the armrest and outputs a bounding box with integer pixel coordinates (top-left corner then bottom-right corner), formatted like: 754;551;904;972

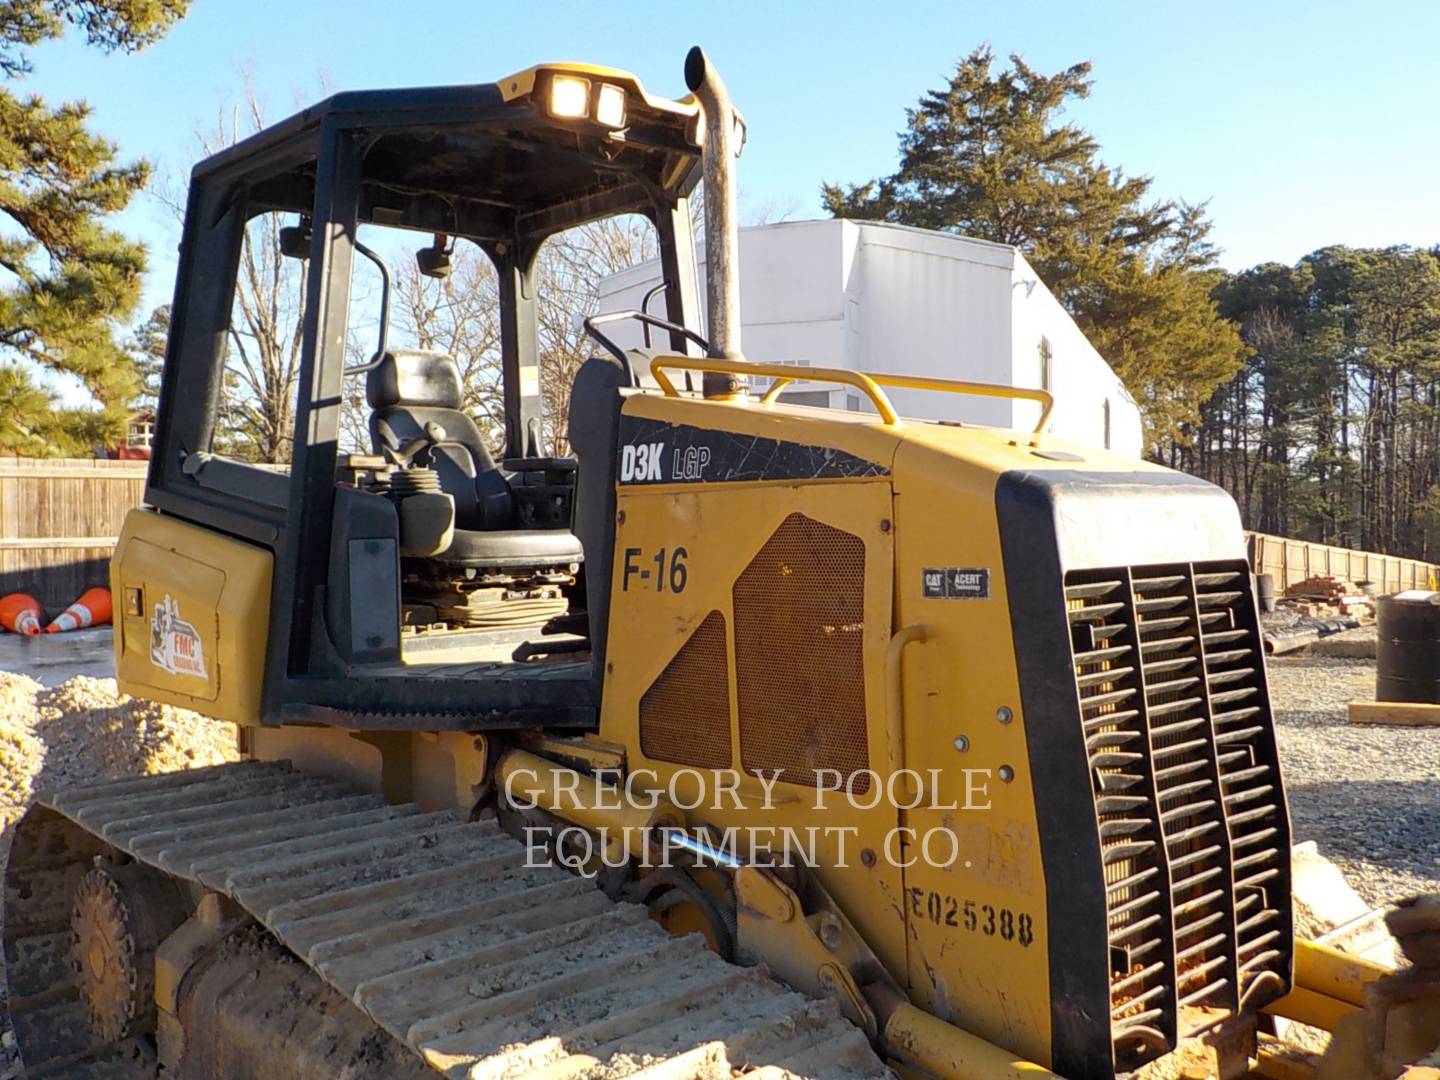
504;457;578;473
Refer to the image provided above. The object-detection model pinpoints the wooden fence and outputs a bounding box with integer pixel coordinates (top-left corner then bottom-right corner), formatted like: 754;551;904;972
5;460;1438;619
0;458;148;615
1247;531;1439;595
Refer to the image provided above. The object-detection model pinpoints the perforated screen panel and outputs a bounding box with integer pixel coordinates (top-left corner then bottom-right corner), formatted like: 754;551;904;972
733;513;870;794
639;609;733;769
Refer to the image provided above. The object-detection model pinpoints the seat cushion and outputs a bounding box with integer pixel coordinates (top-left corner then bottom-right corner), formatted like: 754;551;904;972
430;528;584;571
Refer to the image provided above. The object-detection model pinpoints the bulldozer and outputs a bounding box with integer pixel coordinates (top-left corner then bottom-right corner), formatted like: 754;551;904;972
6;46;1440;1080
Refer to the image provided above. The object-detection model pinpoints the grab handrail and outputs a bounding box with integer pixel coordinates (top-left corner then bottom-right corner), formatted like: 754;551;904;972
649;355;900;425
766;371;1053;444
648;355;1054;444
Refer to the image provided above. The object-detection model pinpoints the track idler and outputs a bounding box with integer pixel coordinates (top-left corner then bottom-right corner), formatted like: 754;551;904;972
71;863;191;1043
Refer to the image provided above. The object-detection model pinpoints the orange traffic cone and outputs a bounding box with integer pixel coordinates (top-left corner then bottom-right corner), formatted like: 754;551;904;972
45;587;112;633
0;593;43;635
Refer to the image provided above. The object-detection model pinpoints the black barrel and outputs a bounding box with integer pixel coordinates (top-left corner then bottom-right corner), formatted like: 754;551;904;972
1256;572;1277;613
1376;592;1440;703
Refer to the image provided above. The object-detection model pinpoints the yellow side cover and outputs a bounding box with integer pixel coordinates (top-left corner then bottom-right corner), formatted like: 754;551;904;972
111;509;272;726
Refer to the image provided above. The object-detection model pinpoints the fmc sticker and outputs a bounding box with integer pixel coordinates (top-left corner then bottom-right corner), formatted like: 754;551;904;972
150;595;208;678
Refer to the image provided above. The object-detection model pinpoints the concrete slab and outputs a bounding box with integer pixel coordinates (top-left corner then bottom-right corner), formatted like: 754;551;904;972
0;627;114;686
1311;628;1378;659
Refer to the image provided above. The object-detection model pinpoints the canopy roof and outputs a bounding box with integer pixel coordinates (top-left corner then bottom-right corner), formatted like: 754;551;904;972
196;63;704;244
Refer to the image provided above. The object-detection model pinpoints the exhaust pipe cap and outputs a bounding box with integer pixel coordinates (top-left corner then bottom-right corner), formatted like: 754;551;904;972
684;46;707;94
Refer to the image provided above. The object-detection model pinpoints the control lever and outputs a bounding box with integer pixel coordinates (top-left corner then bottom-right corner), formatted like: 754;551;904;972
384;421;449;467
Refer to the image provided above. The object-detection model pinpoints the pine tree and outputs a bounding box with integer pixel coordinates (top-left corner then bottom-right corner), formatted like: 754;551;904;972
822;46;1245;450
1183;246;1440;560
0;0;187;456
128;301;167;410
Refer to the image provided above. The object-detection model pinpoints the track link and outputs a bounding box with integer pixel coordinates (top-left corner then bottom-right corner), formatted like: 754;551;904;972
5;762;890;1079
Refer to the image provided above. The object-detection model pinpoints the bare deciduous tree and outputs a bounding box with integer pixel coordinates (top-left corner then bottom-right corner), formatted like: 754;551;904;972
348;216;663;458
536;215;659;453
156;73;314;463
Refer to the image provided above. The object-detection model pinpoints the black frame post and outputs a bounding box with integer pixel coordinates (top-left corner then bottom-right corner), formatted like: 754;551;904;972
491;239;545;459
266;123;362;697
655;194;702;355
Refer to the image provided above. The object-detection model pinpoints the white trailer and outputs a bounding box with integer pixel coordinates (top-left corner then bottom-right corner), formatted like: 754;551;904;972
597;218;1144;457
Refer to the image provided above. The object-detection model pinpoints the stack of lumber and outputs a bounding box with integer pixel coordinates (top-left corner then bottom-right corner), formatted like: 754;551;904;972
1282;574;1377;622
1285;574;1356;599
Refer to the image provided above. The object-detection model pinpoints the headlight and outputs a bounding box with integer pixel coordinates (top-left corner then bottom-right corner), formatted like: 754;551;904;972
548;75;590;119
595;83;627;127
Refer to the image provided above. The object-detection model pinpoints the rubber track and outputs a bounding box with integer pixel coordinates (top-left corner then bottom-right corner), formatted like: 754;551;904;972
31;762;890;1079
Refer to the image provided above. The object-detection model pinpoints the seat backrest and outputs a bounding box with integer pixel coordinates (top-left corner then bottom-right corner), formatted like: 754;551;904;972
568;356;633;673
367;350;505;529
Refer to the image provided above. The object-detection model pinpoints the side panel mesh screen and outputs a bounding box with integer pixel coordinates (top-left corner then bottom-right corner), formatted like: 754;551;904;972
1066;560;1291;1073
639;609;732;769
734;513;870;793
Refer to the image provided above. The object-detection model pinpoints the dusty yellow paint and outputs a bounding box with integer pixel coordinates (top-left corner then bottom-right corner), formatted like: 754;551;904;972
597;383;1171;1069
600;452;908;979
112;508;272;726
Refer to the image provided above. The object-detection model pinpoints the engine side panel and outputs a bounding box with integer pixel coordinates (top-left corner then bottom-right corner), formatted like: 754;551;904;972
599;392;911;982
889;438;1054;1067
112;509;272;726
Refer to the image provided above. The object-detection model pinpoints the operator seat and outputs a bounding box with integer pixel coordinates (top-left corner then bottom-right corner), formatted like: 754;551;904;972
367;349;582;570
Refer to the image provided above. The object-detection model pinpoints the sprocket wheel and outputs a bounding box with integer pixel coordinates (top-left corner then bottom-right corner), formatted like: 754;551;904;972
71;862;191;1043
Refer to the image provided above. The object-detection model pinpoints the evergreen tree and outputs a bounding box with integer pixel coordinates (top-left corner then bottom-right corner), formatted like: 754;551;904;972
822;46;1245;450
1181;246;1440;560
0;0;187;456
128;300;167;411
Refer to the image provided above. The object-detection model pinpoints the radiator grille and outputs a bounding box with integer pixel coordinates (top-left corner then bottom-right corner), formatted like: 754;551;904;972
734;513;870;794
1065;561;1290;1072
639;610;733;769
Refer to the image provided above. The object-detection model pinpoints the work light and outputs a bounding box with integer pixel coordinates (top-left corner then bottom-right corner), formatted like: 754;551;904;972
548;75;589;119
595;83;627;127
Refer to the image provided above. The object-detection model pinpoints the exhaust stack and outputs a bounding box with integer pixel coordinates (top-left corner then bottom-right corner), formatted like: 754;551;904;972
685;46;747;397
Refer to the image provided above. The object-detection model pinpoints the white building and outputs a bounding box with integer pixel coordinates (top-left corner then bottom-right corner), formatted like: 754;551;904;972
598;218;1143;457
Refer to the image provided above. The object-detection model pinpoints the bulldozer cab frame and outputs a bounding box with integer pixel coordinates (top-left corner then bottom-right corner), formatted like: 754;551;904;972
144;66;706;730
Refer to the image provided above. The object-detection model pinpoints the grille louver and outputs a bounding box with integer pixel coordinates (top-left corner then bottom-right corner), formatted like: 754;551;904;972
1065;561;1291;1073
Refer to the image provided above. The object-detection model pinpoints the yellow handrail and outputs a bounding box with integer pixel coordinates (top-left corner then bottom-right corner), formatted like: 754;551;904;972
868;372;1053;438
885;624;932;801
766;371;1053;443
647;355;1055;444
649;356;901;425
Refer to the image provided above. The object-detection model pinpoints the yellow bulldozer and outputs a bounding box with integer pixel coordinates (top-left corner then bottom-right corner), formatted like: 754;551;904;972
5;47;1440;1080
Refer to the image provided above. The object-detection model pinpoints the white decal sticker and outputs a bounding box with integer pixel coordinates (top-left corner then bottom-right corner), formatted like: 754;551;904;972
150;595;208;678
672;445;711;480
619;442;665;483
922;567;991;600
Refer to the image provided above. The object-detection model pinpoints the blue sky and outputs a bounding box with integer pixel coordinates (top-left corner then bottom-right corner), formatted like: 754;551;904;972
21;0;1440;317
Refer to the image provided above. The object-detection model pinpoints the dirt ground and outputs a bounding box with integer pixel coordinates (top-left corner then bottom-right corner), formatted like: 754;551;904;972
0;669;239;1077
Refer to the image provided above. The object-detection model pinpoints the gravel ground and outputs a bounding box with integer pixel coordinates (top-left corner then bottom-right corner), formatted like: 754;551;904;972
1269;654;1440;906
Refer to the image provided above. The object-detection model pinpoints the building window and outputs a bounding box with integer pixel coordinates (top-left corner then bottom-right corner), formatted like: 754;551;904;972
1103;399;1111;450
1038;337;1052;392
127;417;154;450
